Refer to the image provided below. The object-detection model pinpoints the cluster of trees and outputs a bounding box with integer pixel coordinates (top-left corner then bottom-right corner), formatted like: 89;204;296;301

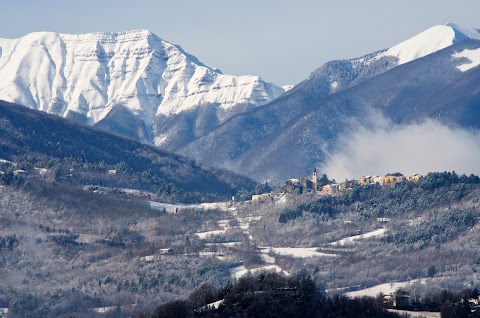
383;207;475;249
142;272;401;318
411;288;480;318
0;234;19;252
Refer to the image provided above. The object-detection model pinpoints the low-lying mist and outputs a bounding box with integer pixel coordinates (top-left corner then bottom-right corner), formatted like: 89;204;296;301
320;118;480;180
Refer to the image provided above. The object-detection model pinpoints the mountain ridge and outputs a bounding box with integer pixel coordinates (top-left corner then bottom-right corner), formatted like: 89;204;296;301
0;29;284;148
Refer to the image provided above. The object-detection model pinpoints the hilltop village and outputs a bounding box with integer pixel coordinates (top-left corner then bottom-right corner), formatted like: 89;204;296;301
251;169;422;202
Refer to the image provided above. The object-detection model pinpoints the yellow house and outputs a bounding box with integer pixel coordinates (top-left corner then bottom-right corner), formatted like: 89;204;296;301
382;176;397;185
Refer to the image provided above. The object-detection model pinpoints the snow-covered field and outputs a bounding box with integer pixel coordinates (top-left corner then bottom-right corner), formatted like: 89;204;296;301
205;242;241;247
76;233;102;244
195;230;228;239
329;228;386;246
345;279;425;298
149;201;229;213
260;247;337;258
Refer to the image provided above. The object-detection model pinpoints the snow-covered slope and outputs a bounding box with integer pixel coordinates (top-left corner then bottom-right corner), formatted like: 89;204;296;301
307;23;480;96
380;23;480;65
0;30;284;146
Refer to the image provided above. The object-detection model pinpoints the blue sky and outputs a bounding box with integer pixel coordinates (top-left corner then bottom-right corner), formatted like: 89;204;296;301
1;0;478;85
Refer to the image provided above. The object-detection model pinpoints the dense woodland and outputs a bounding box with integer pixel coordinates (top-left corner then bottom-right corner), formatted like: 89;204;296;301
142;273;480;318
141;272;401;318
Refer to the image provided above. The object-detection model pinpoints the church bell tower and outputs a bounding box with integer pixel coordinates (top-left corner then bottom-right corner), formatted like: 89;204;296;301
312;167;318;192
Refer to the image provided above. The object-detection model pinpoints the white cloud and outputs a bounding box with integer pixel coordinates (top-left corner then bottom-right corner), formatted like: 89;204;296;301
320;119;480;180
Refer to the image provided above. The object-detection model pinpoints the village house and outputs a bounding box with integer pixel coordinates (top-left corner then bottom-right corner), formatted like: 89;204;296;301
339;179;358;191
395;175;406;183
382;175;396;185
251;193;273;202
322;183;340;195
251;194;263;202
301;177;314;191
407;174;421;182
372;175;384;184
383;290;411;308
284;179;303;194
359;176;375;185
285;168;318;194
159;248;173;255
284;170;422;197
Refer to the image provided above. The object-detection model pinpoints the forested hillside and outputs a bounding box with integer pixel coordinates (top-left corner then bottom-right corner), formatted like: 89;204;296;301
0;100;256;200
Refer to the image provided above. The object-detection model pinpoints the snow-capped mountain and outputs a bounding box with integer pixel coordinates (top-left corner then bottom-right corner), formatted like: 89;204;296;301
0;30;285;147
306;23;480;95
179;24;480;182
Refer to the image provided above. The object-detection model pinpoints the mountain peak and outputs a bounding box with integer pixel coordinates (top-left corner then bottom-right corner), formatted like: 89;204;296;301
382;23;480;65
59;28;158;43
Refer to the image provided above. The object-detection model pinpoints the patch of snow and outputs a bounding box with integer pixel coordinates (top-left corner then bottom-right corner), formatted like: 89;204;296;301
345;279;425;298
388;309;440;318
0;308;8;316
149;201;229;213
282;85;294;92
195;230;227;239
205;242;241;247
382;25;456;65
76;233;102;244
260;247;337;258
379;24;480;66
93;306;117;313
217;219;231;230
329;228;386;246
239;216;262;222
377;217;390;222
196;299;225;312
140;255;155;262
260;253;276;264
453;48;480;72
229;264;288;280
